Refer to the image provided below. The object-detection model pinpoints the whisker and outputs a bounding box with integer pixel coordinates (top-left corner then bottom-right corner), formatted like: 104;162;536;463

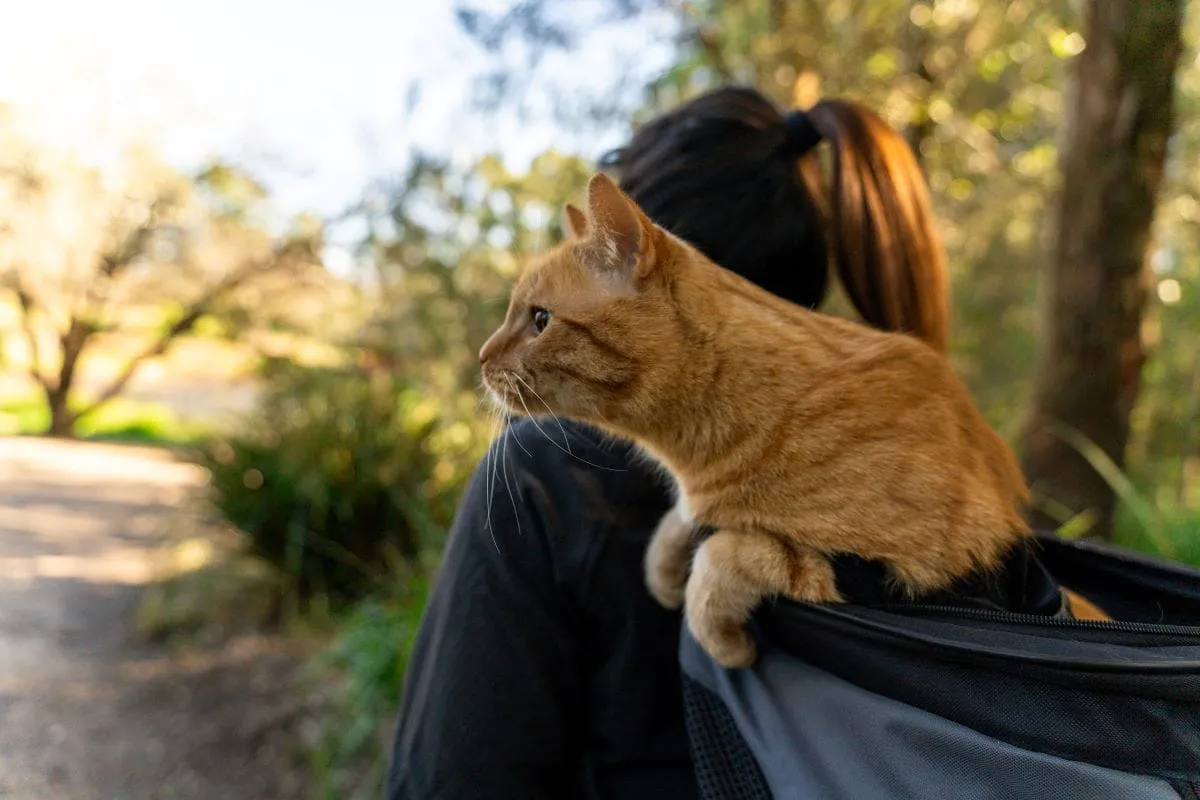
483;406;494;525
509;418;533;458
512;373;572;454
496;375;534;458
510;380;626;473
500;416;523;537
483;405;501;552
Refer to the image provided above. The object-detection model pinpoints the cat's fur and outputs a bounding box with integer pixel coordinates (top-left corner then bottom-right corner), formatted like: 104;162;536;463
480;174;1033;668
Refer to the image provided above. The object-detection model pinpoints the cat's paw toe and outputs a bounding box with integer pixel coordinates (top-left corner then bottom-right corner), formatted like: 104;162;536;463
646;571;686;609
696;622;757;669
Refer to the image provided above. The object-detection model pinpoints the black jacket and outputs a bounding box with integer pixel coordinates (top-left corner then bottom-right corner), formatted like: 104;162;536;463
386;418;1066;800
388;420;695;800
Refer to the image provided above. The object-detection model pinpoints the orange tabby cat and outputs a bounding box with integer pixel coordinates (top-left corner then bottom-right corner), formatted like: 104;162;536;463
480;173;1036;668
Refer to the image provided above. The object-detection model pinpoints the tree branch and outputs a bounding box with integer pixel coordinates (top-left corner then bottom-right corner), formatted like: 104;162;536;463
72;245;309;423
694;25;734;81
8;273;52;391
54;315;96;402
97;195;175;281
665;0;734;81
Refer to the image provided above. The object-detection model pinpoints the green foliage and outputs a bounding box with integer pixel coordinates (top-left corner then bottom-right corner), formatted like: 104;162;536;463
198;359;458;605
0;114;331;439
357;151;591;427
1053;423;1200;568
638;0;1080;435
452;0;1200;551
194;162;270;222
0;391;211;446
1114;503;1200;570
271;3;1200;789
308;575;430;800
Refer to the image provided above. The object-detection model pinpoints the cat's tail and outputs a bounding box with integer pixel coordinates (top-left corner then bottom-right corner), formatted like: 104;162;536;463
799;101;950;354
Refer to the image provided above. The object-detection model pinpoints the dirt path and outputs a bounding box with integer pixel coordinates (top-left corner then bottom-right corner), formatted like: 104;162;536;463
0;437;310;800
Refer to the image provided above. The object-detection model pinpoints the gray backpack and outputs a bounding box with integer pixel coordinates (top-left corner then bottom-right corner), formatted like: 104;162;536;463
681;534;1200;799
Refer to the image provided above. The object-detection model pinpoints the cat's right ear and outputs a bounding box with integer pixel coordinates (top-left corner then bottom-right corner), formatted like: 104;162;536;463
584;173;658;280
563;203;588;239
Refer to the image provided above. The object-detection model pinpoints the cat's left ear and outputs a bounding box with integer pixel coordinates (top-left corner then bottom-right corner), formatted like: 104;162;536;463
584;173;658;280
563;203;588;239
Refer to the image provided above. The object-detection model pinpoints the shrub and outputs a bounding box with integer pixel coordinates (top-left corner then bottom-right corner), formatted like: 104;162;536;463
198;359;458;604
308;574;429;799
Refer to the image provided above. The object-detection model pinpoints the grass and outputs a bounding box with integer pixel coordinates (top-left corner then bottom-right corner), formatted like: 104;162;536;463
0;392;214;447
1112;501;1200;568
1050;422;1200;568
307;574;430;800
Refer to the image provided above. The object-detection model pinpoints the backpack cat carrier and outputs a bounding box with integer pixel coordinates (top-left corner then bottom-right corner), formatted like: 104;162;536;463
680;533;1200;800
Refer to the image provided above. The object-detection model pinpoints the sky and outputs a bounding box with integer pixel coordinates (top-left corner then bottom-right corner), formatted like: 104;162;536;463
0;0;675;227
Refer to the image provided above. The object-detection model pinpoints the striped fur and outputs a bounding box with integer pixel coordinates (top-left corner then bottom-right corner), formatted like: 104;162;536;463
480;174;1033;668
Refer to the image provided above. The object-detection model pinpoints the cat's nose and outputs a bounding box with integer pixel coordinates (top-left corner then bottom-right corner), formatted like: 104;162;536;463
479;333;499;365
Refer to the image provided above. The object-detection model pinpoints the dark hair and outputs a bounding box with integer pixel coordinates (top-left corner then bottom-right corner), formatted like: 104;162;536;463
600;86;949;352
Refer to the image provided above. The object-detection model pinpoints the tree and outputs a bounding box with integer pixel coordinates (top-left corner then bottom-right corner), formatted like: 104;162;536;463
1021;0;1185;538
0;134;325;438
453;0;1078;428
354;150;592;423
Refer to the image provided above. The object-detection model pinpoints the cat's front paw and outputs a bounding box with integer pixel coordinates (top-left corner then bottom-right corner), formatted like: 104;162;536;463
644;507;692;609
690;612;757;669
647;563;687;609
685;542;759;669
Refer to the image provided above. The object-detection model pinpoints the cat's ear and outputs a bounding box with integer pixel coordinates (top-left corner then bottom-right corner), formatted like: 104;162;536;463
563;203;588;239
585;173;657;280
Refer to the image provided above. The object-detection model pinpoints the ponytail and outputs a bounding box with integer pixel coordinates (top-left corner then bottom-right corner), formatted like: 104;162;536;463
798;100;950;353
602;86;948;346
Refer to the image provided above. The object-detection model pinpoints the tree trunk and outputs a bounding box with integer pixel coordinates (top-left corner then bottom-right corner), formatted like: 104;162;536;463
41;318;93;438
1021;0;1184;539
44;387;76;438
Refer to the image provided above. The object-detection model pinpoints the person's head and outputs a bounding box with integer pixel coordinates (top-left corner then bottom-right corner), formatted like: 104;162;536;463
600;85;949;352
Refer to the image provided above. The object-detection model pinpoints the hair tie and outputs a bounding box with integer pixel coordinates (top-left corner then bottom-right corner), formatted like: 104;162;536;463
782;110;823;156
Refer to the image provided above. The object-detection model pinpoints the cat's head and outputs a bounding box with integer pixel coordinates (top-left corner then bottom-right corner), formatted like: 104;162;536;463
479;173;696;425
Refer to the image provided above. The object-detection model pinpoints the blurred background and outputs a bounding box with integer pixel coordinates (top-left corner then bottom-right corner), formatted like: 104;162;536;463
0;0;1196;797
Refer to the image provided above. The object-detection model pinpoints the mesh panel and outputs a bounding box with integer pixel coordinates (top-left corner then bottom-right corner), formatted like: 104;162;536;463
681;675;773;800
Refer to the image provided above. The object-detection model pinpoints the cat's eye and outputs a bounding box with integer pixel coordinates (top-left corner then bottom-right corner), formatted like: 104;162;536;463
532;307;551;334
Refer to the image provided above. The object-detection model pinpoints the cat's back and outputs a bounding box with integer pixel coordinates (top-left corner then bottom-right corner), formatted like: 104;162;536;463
689;259;1011;480
718;279;956;405
680;260;1029;584
705;263;945;377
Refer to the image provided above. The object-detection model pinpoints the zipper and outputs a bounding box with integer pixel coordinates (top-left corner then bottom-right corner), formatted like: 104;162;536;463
771;602;1200;672
884;603;1200;638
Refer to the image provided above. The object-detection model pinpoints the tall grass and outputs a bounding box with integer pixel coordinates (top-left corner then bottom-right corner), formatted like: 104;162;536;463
308;574;430;800
1050;423;1200;567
